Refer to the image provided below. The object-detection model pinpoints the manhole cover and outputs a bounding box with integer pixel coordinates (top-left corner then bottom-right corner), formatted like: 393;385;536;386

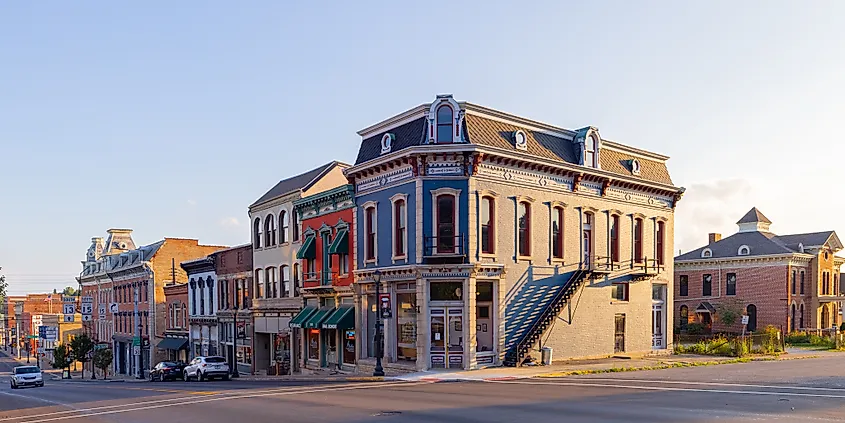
373;411;403;417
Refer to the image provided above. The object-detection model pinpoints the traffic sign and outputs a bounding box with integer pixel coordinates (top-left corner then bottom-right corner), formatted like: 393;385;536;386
109;303;118;314
81;315;93;322
62;304;75;315
132;337;140;346
133;345;140;356
98;304;106;318
64;314;75;323
81;296;93;304
81;303;93;315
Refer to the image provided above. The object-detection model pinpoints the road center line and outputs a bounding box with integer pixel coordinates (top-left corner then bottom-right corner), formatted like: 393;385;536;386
14;381;425;423
550;377;845;392
0;383;360;422
487;380;845;399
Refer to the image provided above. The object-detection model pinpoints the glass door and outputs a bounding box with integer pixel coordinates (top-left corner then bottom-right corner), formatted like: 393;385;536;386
429;307;463;369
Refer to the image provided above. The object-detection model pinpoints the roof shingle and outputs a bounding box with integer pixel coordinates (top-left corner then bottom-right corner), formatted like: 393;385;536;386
251;162;347;207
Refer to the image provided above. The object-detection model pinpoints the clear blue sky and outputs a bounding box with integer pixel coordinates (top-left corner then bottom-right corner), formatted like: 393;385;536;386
2;1;844;295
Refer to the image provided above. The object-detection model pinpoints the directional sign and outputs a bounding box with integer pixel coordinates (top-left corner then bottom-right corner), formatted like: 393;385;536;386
80;303;93;315
81;315;93;322
133;345;141;356
62;304;75;315
64;314;75;323
109;303;118;314
43;327;58;341
81;296;93;304
98;304;107;318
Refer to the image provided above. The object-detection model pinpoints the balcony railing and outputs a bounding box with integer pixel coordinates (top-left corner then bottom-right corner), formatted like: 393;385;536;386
423;235;468;264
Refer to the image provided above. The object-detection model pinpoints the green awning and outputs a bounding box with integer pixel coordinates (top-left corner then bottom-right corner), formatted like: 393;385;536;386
156;337;188;350
289;305;317;328
322;305;354;329
304;306;335;329
327;229;349;255
296;236;316;260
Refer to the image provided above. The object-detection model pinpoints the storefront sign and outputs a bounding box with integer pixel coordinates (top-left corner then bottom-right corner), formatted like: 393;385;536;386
379;293;392;319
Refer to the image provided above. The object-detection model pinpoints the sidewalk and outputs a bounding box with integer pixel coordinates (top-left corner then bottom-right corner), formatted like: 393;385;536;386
390;352;820;382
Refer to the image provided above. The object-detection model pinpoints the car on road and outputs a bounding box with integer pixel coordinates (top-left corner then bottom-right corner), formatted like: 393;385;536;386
11;366;43;389
149;361;186;382
183;356;230;381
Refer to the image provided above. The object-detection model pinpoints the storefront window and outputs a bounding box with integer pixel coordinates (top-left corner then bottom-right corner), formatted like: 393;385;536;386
397;292;417;361
343;330;356;365
308;329;320;360
324;330;337;367
273;333;290;375
367;294;377;357
430;282;463;301
237;346;251;365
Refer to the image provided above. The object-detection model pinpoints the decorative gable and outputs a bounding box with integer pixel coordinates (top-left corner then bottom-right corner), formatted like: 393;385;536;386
427;94;464;144
573;126;601;169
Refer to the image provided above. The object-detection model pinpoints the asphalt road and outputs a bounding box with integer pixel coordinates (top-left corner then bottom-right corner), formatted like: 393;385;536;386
1;352;845;422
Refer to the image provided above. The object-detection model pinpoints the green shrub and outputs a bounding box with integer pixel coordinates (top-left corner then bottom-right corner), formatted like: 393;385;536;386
686;323;706;335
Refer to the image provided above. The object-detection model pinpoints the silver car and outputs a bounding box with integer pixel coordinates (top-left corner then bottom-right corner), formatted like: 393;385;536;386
11;366;43;389
183;356;230;381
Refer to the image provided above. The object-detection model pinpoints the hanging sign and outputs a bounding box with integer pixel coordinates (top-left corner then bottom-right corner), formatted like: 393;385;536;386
379;293;392;319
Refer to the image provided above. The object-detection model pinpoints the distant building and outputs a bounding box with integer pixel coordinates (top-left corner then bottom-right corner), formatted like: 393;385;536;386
211;244;254;376
675;208;844;333
161;282;189;362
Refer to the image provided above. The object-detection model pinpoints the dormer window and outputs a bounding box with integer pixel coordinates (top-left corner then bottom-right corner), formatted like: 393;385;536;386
585;135;598;167
738;245;750;256
436;105;453;143
701;248;713;258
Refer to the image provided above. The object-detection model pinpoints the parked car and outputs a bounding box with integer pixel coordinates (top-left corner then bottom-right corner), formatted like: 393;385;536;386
11;366;43;389
183;356;230;381
149;361;186;382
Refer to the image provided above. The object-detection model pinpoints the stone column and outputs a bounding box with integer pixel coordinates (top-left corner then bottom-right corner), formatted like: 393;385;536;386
466;274;477;370
415;273;428;371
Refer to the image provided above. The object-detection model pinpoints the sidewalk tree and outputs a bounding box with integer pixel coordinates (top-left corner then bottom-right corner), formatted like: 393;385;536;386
93;348;113;380
70;334;94;378
716;299;744;328
51;344;72;376
61;286;78;297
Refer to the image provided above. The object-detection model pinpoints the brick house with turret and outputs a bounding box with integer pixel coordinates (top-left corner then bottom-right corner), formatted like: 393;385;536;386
675;208;845;334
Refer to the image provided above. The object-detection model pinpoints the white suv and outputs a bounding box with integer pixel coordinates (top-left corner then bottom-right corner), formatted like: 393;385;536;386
183;356;230;381
11;366;43;389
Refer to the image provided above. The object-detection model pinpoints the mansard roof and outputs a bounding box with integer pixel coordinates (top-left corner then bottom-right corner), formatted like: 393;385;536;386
251;161;350;208
351;98;674;186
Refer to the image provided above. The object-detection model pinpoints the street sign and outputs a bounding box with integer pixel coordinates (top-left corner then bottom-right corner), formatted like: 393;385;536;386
81;296;93;304
64;314;75;323
62;304;75;315
133;345;141;356
132;337;140;346
81;315;93;322
741;315;750;325
98;304;106;318
43;327;58;341
109;303;118;314
81;303;93;315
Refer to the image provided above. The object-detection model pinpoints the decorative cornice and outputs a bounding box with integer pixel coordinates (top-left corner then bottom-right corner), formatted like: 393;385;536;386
675;253;813;269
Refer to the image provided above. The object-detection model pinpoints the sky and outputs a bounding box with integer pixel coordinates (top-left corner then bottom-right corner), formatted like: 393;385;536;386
1;1;844;295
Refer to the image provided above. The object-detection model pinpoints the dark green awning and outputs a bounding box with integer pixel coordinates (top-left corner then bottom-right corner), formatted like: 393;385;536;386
156;337;188;350
296;235;316;260
322;305;354;329
289;305;317;328
327;229;349;255
304;306;334;329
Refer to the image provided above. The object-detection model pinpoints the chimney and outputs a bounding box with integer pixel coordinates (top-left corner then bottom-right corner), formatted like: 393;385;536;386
709;233;722;244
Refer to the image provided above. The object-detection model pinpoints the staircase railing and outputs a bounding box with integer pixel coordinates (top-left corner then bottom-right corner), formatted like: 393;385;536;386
504;266;591;366
505;264;573;304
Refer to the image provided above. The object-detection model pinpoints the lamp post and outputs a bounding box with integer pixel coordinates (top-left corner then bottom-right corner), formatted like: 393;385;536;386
373;270;384;377
231;301;239;378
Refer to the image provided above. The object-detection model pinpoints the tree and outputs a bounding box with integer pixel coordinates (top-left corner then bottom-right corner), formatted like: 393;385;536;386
93;348;113;380
717;299;745;328
51;344;73;377
61;286;78;297
70;334;94;378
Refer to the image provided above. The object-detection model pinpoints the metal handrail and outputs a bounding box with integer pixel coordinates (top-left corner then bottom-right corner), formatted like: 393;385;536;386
423;234;468;257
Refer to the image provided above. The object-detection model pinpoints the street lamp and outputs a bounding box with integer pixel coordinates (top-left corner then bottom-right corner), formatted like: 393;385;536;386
231;301;239;378
373;270;384;377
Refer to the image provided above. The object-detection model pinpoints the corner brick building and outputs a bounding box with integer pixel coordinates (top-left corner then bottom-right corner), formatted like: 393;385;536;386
674;208;844;333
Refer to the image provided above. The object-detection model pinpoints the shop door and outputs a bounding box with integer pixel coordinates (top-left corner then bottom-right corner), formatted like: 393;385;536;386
614;314;625;353
430;307;463;369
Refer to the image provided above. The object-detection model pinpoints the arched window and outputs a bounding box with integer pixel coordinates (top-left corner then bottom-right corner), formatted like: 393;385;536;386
551;206;564;259
822;304;831;329
584;135;598;167
679;305;689;330
365;205;377;261
799;303;804;329
583;212;593;265
254;269;264;299
253;217;262;249
393;199;406;257
738;245;750;256
264;214;276;247
265;267;277;298
437;194;456;253
518;201;531;257
656;221;665;265
633;218;643;263
480;196;495;254
436;105;453;143
280;210;289;244
610;214;620;263
281;265;290;298
292;213;300;242
702;248;712;258
790;303;797;332
293;263;301;297
746;304;757;332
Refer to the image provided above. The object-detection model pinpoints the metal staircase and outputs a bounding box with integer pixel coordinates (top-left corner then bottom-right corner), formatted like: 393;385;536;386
503;267;592;367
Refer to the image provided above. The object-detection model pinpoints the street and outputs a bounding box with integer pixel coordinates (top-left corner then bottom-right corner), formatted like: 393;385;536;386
2;352;845;422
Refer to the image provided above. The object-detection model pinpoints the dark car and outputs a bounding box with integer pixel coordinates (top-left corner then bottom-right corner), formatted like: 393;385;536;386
150;361;186;382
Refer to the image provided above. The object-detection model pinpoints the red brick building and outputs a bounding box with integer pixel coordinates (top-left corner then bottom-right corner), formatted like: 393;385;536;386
675;208;844;333
160;282;189;362
78;229;226;376
211;244;254;375
290;184;356;372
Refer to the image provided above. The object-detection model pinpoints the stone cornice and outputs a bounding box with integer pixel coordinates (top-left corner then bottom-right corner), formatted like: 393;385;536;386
675;253;813;269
